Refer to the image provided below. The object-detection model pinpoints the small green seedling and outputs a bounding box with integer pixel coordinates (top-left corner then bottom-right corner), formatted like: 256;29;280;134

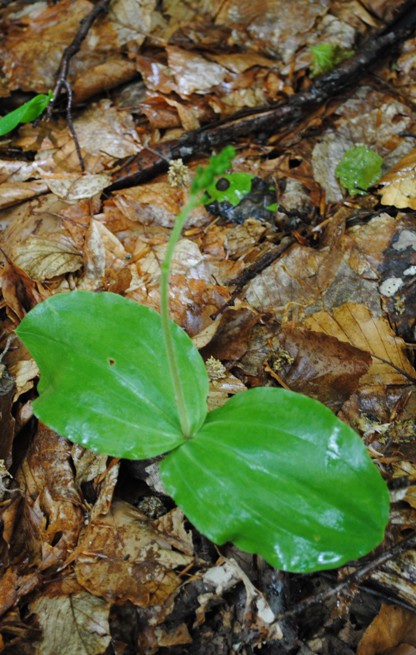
310;43;355;77
17;146;389;573
336;145;383;196
0;91;53;137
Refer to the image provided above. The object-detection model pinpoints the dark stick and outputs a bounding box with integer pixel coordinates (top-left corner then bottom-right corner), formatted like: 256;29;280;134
47;0;113;171
279;531;416;620
107;0;416;190
210;237;294;319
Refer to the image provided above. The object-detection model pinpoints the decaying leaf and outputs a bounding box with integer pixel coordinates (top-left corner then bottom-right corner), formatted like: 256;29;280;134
277;324;372;409
304;303;416;387
357;603;416;655
75;500;193;606
30;590;111;655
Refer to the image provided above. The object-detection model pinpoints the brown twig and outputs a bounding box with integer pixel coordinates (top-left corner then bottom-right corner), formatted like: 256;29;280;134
211;237;294;319
107;0;416;190
47;0;113;171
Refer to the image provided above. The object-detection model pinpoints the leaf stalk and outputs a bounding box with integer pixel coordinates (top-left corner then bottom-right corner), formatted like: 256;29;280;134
159;194;202;439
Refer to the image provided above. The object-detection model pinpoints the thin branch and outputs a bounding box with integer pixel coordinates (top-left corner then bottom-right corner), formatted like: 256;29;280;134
280;531;416;620
47;0;113;171
107;0;416;190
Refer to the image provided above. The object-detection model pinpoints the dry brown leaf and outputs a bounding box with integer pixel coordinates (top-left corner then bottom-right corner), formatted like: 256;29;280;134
245;243;342;317
278;324;371;409
73;57;137;103
0;0;93;93
75;500;193;606
357;603;416;655
30;591;111;655
40;173;110;201
1;195;83;281
379;149;416;209
0;182;49;210
166;46;226;97
153;507;194;557
12;235;82;281
15;426;84;568
216;0;330;63
0;261;45;323
0;568;39;618
304;303;416;387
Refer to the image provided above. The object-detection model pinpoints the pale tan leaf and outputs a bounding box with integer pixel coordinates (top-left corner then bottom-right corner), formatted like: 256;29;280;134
31;592;111;655
13;235;82;280
42;173;110;201
0;182;48;210
166;46;226;97
379;149;416;209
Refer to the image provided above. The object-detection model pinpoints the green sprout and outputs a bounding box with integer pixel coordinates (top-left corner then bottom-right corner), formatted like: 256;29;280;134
310;43;355;77
336;146;383;195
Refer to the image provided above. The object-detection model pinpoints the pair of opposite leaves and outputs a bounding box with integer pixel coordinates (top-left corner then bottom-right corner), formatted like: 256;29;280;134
17;291;389;573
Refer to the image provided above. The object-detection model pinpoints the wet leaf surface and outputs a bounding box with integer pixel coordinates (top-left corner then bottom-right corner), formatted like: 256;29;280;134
1;0;416;652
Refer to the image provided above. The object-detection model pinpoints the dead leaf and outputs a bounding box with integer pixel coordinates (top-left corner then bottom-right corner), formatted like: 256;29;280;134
304;303;416;387
15;426;84;568
1;195;83;281
378;149;416;209
72;57;137;103
75;500;193;606
357;603;416;655
0;0;93;93
277;324;372;409
30;591;111;655
0;182;49;210
40;173;110;201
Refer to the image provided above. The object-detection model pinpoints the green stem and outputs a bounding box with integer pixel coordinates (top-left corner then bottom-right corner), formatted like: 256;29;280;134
160;194;201;439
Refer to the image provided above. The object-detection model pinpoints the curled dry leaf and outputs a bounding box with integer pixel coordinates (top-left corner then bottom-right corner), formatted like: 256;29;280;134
15;426;84;567
357;603;416;655
1;195;83;281
378;149;416;210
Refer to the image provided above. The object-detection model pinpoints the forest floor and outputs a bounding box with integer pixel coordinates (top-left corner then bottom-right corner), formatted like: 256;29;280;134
0;1;416;654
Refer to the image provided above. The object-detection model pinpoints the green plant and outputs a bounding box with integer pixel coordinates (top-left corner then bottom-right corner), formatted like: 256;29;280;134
0;91;53;137
16;147;389;573
336;145;383;195
310;43;355;77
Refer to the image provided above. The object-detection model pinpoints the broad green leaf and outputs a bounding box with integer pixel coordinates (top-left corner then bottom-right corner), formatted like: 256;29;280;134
17;291;209;458
161;387;389;573
0;91;53;137
336;146;383;196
